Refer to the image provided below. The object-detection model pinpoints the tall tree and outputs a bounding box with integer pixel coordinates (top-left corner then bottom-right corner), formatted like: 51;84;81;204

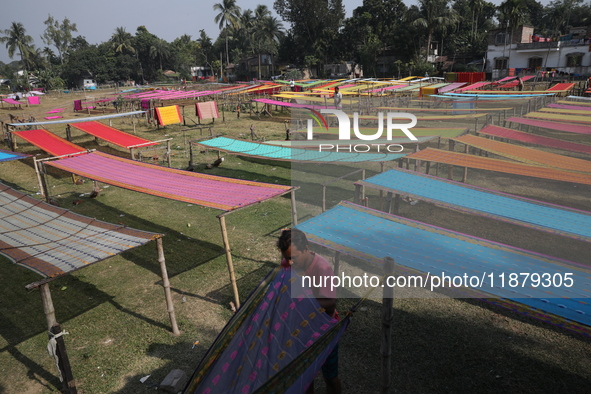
274;0;345;66
150;38;170;70
110;27;135;54
213;0;242;67
41;15;78;65
0;22;34;70
411;0;459;63
260;17;284;59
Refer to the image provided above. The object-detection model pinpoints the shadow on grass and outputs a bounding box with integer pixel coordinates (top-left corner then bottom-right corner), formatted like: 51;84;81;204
337;296;591;393
112;325;223;394
106;291;591;394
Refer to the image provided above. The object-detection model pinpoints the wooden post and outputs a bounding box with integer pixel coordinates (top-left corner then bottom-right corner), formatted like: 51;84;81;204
40;163;52;203
156;238;180;336
462;144;469;182
49;323;78;393
393;193;401;215
167;140;172;168
291;190;298;226
322;185;326;213
9;126;17;152
219;215;240;309
33;157;45;197
354;184;362;204
381;256;395;394
40;283;57;330
40;284;78;393
384;192;393;214
66;125;71;141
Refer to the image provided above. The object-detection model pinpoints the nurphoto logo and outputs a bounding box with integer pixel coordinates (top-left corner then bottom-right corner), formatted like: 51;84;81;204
306;109;418;152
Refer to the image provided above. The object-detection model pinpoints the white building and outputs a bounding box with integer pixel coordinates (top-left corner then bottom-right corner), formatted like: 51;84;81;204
485;25;591;79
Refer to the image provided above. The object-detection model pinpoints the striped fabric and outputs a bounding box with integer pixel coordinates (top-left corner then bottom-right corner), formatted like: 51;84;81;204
301;126;467;139
539;107;591;116
452;134;591;173
27;96;41;105
70;121;158;149
3;98;22;105
45;151;292;211
185;266;347;393
547;83;575;91
0;182;159;278
525;112;591;124
298;202;591;333
437;82;467;93
254;98;337;110
357;169;591;242
506;117;591;134
12;129;86;157
197;137;407;163
195;101;220;120
0;148;31;162
406;148;591;185
547;104;591;112
477;125;591;155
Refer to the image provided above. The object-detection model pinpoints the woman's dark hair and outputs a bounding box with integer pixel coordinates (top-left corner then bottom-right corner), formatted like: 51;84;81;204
277;228;308;252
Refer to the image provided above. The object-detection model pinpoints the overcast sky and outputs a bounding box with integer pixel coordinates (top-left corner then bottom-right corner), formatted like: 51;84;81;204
1;0;551;64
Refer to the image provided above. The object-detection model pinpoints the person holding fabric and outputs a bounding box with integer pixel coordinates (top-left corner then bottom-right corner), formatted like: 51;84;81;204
333;86;343;110
277;228;342;394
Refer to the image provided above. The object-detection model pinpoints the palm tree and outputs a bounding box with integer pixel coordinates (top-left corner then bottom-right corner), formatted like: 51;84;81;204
0;22;34;70
213;0;242;68
412;0;459;63
150;38;170;70
110;27;135;54
498;0;527;74
257;16;284;78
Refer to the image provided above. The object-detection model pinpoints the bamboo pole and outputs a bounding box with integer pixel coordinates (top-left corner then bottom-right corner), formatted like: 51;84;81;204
291;190;298;226
462;143;469;182
40;283;57;330
393;194;401;215
33;157;45;197
381;256;394;394
219;216;240;309
156;237;180;336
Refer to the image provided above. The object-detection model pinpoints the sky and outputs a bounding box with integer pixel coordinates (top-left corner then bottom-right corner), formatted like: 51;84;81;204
1;0;553;64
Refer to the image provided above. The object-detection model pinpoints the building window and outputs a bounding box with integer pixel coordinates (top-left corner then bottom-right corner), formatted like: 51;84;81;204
528;57;543;70
566;53;583;67
495;58;508;70
495;32;509;46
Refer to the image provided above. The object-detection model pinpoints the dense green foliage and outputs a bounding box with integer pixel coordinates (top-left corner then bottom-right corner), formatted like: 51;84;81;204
0;0;589;87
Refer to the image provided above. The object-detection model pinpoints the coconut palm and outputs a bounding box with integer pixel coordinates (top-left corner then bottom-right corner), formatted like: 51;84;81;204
412;0;459;63
213;0;242;67
257;16;284;78
498;0;527;30
498;0;527;73
0;22;34;70
150;38;170;70
110;27;135;54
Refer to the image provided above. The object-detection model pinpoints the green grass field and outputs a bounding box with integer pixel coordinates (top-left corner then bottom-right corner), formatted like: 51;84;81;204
1;87;591;393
